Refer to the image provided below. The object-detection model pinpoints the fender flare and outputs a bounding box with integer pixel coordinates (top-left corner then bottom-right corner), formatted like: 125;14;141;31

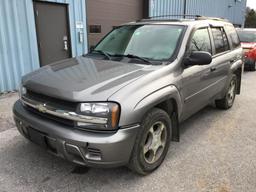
133;85;183;141
230;60;243;94
134;85;182;118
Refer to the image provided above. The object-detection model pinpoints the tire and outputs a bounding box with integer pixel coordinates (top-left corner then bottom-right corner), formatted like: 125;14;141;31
249;61;256;71
215;74;237;110
128;108;172;175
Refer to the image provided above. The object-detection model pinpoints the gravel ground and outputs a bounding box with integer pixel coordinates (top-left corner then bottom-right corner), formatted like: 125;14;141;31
0;72;255;192
0;93;18;133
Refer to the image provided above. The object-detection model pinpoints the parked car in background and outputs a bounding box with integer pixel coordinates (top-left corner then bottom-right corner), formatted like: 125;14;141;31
13;16;243;175
237;28;256;71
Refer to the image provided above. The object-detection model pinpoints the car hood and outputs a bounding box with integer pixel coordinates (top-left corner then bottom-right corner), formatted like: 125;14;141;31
241;42;256;49
22;57;158;102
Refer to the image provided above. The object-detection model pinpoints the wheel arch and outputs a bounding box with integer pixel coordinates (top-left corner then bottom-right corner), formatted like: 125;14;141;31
133;85;182;142
231;61;242;94
154;98;180;142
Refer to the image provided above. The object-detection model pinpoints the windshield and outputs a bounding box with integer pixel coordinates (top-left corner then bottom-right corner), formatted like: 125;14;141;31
238;30;256;43
94;25;184;61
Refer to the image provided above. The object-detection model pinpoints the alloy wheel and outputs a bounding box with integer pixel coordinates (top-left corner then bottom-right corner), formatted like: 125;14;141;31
143;121;167;164
227;79;236;106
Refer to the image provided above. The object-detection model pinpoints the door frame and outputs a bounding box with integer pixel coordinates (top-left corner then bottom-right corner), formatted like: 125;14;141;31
33;0;72;66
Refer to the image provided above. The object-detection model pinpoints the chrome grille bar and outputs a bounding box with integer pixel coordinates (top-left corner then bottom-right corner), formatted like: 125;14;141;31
21;97;108;124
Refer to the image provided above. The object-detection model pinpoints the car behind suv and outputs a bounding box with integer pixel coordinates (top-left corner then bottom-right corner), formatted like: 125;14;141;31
13;16;243;175
237;28;256;71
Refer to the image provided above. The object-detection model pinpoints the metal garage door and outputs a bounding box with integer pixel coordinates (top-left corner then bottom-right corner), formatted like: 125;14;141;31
87;0;146;47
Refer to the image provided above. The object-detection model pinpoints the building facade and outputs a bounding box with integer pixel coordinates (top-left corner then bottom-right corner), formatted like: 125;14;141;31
0;0;87;92
149;0;247;26
87;0;147;47
0;0;247;92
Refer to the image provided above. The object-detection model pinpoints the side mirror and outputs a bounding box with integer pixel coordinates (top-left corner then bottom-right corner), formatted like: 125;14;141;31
184;51;212;66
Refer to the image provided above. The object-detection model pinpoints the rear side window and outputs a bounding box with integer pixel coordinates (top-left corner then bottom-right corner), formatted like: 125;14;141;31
225;25;240;48
211;27;230;54
190;28;212;54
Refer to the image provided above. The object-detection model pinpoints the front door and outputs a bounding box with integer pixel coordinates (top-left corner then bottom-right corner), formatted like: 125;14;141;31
180;27;214;120
33;2;71;66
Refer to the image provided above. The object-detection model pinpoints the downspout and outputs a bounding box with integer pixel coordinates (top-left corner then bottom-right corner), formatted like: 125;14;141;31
242;0;248;28
183;0;187;18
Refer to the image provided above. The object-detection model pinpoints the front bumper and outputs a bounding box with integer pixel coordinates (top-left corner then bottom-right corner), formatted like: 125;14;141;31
13;100;139;167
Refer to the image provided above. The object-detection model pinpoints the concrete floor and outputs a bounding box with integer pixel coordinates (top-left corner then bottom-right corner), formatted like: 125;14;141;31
0;72;255;192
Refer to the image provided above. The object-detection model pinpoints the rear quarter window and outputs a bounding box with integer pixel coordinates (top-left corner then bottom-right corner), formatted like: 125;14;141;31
211;27;230;55
225;25;240;49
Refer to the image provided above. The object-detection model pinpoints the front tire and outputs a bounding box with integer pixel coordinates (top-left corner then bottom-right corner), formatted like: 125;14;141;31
128;108;172;175
249;61;256;71
215;74;237;110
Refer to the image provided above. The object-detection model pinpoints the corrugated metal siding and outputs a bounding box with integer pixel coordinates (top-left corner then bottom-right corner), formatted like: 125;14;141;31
149;0;247;25
0;0;88;92
150;0;184;19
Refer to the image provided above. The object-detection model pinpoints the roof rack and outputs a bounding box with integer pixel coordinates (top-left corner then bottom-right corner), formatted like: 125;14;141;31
138;14;200;22
149;14;201;19
195;16;229;22
138;15;229;22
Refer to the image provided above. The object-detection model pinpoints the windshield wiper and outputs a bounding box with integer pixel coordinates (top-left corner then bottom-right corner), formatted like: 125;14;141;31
91;50;112;60
126;54;152;64
112;54;152;64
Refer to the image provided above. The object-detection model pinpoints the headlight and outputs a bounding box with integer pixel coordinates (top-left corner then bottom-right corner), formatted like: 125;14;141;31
19;85;27;98
77;102;120;130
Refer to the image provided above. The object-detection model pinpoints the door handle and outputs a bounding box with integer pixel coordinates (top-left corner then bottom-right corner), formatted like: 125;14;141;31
64;40;68;51
210;67;216;72
63;36;68;51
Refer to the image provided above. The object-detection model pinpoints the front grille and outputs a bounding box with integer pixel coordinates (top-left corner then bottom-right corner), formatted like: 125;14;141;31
243;48;251;53
24;90;78;127
25;105;75;127
26;90;77;111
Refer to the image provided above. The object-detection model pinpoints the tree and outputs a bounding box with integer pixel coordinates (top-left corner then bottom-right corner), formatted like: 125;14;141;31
245;7;256;28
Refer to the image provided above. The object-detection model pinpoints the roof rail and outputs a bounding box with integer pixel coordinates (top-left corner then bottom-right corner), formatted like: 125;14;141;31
137;15;201;22
148;14;201;19
137;15;229;23
195;16;229;22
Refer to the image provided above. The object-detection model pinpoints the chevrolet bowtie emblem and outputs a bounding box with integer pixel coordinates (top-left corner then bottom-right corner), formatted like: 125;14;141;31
37;104;47;113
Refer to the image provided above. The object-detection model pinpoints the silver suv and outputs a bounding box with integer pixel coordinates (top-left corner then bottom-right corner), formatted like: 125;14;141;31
13;16;243;175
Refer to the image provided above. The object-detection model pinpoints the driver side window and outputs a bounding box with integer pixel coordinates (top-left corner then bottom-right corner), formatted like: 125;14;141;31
189;28;212;54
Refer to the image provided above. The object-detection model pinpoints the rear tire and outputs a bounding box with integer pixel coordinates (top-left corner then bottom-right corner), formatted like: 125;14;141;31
215;74;237;110
128;108;172;175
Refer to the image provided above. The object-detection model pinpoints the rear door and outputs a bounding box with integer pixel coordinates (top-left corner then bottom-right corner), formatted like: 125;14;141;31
204;27;232;98
34;2;72;66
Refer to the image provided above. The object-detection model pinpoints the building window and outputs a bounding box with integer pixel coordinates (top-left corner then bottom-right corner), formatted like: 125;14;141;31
89;25;101;33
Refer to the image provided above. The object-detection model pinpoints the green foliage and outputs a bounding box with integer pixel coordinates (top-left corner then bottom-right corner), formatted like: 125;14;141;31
245;7;256;28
